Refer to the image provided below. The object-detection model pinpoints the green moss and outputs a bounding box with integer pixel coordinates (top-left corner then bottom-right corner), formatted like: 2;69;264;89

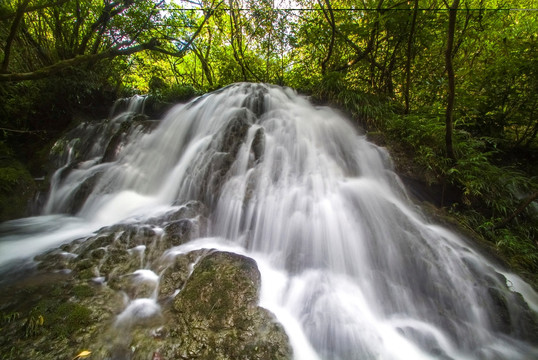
175;252;260;328
77;268;97;280
46;302;92;339
164;252;291;359
72;284;94;299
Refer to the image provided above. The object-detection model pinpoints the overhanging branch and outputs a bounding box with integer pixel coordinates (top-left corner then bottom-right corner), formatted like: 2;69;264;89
0;40;159;82
0;0;72;21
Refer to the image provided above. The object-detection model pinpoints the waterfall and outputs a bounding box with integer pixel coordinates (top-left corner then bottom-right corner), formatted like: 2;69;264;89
0;83;536;359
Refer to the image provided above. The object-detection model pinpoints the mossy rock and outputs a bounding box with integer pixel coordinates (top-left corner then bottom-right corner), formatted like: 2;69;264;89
118;251;291;360
162;219;197;248
162;200;208;222
174;251;261;326
163;251;292;360
45;302;93;338
158;250;206;301
0;199;290;360
0;273;97;359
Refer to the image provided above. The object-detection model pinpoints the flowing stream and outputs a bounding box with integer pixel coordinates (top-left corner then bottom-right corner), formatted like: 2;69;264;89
1;83;537;359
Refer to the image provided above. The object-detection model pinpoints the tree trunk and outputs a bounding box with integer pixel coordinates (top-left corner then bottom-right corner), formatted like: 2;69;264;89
319;0;336;75
1;0;31;73
444;0;459;161
404;0;419;114
192;45;214;87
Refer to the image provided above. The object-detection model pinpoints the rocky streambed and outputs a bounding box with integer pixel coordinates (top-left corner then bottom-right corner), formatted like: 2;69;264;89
0;200;292;360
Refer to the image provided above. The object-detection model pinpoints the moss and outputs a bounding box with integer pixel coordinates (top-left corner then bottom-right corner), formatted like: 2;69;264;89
0;207;290;360
166;251;292;360
175;251;260;327
72;284;95;299
46;302;92;339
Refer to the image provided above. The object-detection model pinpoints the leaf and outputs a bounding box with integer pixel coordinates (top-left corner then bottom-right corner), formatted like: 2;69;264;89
73;350;92;359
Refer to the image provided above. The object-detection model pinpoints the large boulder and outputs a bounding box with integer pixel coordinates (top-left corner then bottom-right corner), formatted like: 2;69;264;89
133;251;293;360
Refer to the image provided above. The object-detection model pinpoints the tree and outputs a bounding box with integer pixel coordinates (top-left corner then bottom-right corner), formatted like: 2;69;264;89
0;0;223;82
404;0;419;114
444;0;459;161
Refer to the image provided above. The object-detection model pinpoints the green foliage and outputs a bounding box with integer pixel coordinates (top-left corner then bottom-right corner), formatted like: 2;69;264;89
0;142;36;220
1;311;20;324
457;9;538;149
313;72;394;129
151;83;203;103
24;309;45;338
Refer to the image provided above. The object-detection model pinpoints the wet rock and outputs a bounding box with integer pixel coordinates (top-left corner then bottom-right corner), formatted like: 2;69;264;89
101;248;142;286
251;127;265;163
102;116;155;163
64;171;102;214
485;286;538;342
102;125;126;163
192;110;253;204
510;291;538;342
487;286;512;333
0;270;122;360
160;200;208;222
220;108;253;157
175;251;261;319
161;251;292;360
35;249;76;272
0;202;291;360
242;86;268;117
75;233;115;255
158;251;205;301
111;271;159;299
201;153;235;202
163;219;195;247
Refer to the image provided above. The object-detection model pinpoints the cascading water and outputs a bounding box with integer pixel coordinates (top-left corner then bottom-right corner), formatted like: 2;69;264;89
1;83;537;359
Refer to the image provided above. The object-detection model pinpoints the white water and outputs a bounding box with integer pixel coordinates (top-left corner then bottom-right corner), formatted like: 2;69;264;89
1;83;537;359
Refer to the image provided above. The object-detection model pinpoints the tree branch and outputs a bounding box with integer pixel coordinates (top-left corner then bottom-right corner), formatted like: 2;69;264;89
0;0;72;21
152;1;221;58
78;0;134;55
0;40;159;82
333;0;383;72
404;0;419;114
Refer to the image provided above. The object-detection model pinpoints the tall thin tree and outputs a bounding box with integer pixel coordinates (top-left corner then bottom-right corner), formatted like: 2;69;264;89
444;0;459;161
404;0;419;114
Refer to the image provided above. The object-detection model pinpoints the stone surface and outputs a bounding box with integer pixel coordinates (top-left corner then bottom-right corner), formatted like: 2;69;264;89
133;251;293;360
0;206;292;360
